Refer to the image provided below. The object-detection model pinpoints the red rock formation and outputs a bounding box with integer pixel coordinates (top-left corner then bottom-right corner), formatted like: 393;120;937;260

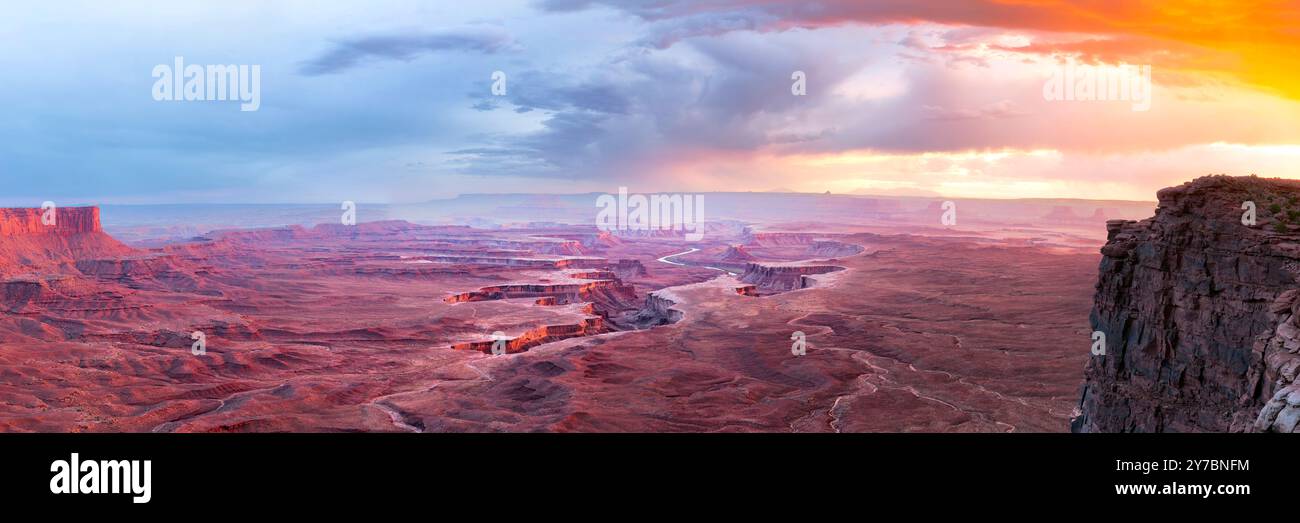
444;280;635;304
450;317;606;354
570;270;618;280
627;292;683;326
0;207;106;235
0;207;133;276
1075;175;1300;432
612;259;647;278
720;245;757;262
806;240;863;257
743;231;820;246
739;263;842;292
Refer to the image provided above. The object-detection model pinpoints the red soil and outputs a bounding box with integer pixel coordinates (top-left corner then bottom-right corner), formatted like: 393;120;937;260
0;206;1098;432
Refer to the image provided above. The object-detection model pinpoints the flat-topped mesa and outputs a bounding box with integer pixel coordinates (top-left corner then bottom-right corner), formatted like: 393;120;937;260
569;270;618;280
449;317;606;354
806;239;864;257
1074;175;1300;433
443;279;636;304
739;262;842;292
0;207;103;236
0;207;134;276
742;231;821;246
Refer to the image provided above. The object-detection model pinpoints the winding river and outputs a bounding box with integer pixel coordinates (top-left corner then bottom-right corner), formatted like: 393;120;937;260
656;247;738;275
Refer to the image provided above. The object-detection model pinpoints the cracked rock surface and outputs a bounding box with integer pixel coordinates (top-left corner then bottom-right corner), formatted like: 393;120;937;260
1074;175;1300;432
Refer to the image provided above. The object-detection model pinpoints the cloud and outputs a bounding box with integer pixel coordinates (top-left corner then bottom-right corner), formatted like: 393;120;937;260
452;27;881;180
921;100;1028;121
8;1;1300;204
453;16;1300;189
299;26;514;75
537;0;1300;100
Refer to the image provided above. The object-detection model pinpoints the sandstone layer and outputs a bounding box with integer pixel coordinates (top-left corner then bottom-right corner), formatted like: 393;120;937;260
1074;175;1300;432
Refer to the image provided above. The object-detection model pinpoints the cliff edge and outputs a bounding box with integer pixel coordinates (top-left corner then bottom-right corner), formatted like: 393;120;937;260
0;207;133;275
1073;175;1300;432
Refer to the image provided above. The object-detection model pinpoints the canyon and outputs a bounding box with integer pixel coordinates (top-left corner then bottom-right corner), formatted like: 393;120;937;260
0;192;1154;432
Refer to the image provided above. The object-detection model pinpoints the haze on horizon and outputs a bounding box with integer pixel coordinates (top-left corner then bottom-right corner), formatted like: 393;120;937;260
3;0;1299;206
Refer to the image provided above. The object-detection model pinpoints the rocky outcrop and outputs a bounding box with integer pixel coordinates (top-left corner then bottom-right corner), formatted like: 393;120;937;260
627;292;684;327
742;231;820;246
806;240;864;257
611;259;647;278
569;270;618;280
720;245;756;262
739;263;842;292
74;255;202;291
450;317;607;354
1073;175;1300;432
0;207;104;235
0;207;133;276
1249;289;1300;432
443;279;636;305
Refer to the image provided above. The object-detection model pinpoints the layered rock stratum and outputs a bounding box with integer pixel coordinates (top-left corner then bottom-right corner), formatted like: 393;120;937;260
0;207;132;276
1074;175;1300;432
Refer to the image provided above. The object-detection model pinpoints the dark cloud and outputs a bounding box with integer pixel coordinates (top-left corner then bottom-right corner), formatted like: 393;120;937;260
453;29;870;179
299;27;513;75
532;0;596;12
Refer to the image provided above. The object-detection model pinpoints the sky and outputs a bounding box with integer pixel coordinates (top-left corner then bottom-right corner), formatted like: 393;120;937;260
2;0;1299;204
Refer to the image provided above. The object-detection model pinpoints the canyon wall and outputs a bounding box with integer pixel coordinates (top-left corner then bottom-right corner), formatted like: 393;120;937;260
0;207;132;275
1073;175;1300;432
739;263;842;292
450;317;607;354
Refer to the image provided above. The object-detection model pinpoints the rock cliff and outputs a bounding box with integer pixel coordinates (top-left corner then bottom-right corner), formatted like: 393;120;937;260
0;207;133;275
1074;175;1300;432
738;262;842;292
0;206;103;235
